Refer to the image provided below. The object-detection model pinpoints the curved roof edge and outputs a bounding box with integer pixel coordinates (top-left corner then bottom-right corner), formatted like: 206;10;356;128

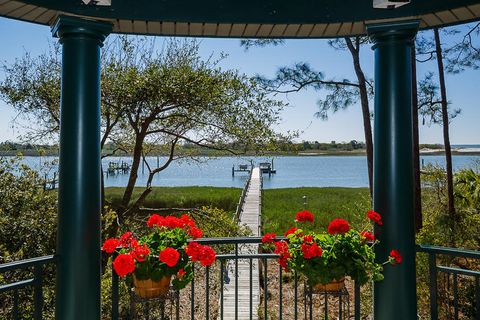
1;1;480;38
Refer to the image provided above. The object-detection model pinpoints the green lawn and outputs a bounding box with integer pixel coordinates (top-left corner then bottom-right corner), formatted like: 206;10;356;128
261;187;371;234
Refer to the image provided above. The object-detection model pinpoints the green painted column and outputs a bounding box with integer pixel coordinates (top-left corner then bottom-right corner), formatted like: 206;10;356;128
367;21;419;320
51;16;112;319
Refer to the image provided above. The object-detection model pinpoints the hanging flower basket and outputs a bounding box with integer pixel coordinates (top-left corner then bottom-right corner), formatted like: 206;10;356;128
312;277;345;293
133;274;172;299
261;210;403;290
102;214;217;299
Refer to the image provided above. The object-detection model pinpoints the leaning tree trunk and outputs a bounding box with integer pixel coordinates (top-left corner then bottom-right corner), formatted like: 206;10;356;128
411;43;423;232
121;131;146;211
434;28;456;233
345;37;374;196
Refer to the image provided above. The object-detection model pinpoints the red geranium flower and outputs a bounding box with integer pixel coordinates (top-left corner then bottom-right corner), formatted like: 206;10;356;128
303;235;313;243
131;244;150;262
274;241;290;269
295;210;314;223
159;247;180;267
177;268;186;278
102;238;120;254
147;214;164;228
389;249;402;265
360;231;375;242
284;227;300;237
185;242;202;261
188;226;203;239
301;243;323;259
164;216;182;229
327;218;350;234
261;233;277;243
113;253;135;277
367;210;383;226
180;214;196;228
119;232;137;248
198;245;216;266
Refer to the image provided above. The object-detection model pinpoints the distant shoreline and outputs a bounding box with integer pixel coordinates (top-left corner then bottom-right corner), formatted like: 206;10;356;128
2;148;480;157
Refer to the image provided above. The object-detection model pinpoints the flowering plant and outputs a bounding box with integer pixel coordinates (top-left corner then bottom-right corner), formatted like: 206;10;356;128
261;210;401;286
102;214;216;290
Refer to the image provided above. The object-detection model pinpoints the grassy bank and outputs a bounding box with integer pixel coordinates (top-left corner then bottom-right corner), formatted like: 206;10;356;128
261;187;371;234
105;186;370;235
105;186;242;212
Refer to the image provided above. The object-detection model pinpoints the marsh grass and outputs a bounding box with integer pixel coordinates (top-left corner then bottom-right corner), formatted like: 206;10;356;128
105;186;242;212
261;187;371;234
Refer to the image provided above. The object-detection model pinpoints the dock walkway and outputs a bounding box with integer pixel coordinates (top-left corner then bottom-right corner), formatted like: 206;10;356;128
222;167;261;320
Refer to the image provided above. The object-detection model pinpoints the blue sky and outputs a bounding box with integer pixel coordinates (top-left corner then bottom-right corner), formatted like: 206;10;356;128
1;17;479;144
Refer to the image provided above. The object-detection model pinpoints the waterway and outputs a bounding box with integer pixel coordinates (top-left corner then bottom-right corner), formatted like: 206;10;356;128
19;155;480;189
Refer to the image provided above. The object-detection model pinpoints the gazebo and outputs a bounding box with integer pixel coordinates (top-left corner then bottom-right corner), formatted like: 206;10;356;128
1;1;480;319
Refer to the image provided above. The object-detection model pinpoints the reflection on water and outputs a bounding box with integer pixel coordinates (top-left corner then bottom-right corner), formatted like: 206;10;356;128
18;155;480;189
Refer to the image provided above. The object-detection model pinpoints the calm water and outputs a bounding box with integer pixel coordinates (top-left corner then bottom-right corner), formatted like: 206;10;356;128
20;155;480;189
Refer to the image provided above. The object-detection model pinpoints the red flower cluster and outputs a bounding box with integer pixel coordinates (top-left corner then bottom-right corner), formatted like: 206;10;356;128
131;244;150;262
389;249;402;265
360;231;375;242
301;242;323;259
113;253;135;277
188;227;203;239
102;238;120;254
104;214;213;280
119;232;138;248
367;210;383;226
261;233;277;243
303;235;313;243
185;242;216;266
159;247;181;267
147;214;202;239
327;218;350;234
274;241;290;269
295;210;314;223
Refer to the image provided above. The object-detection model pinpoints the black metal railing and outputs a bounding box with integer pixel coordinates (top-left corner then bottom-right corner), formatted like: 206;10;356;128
2;241;479;319
111;237;362;320
0;255;56;319
416;244;480;320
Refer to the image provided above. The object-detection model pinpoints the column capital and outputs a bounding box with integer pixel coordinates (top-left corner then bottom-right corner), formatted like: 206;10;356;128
51;15;112;45
367;20;419;48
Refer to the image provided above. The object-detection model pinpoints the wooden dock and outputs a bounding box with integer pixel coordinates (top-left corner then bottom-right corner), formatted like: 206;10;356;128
222;167;261;320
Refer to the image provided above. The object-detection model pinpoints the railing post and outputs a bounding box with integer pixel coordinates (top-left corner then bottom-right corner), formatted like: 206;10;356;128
33;264;43;320
235;243;239;320
476;276;480;320
354;281;361;320
111;253;119;320
13;289;19;319
428;253;438;320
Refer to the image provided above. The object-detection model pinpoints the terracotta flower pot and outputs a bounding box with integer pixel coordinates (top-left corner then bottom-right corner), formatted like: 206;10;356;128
133;274;172;299
313;277;345;292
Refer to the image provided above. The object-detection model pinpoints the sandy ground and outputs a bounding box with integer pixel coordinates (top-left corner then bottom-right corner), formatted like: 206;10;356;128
420;148;480;154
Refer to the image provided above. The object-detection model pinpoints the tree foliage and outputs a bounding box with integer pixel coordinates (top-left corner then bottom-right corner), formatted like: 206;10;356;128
0;44;61;141
242;36;375;194
417;72;461;125
0;156;57;262
0;36;285;230
444;22;480;73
